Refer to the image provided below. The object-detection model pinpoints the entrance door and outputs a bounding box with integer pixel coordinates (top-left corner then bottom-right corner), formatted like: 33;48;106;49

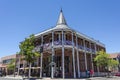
42;57;51;77
55;56;62;78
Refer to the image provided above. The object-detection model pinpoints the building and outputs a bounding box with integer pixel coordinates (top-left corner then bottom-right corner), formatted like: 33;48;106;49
16;10;106;78
109;53;120;72
0;54;16;75
0;58;6;74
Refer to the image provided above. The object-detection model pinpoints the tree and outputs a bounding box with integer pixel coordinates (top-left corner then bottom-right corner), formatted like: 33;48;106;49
19;34;40;78
108;59;119;72
94;50;119;76
94;50;110;70
7;59;15;75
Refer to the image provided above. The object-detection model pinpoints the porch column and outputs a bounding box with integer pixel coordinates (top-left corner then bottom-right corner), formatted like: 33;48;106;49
59;33;61;41
90;42;94;72
64;33;66;41
94;43;99;76
51;31;55;78
76;33;80;78
83;39;87;71
40;35;43;78
72;32;76;78
62;30;65;78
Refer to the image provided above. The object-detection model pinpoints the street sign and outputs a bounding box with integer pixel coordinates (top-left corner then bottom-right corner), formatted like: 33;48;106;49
40;46;43;53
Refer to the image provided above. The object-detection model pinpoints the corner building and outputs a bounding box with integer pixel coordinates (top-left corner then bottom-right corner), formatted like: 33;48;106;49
17;10;106;78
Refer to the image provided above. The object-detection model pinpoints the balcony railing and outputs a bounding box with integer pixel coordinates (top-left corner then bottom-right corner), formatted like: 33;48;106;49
54;41;62;45
78;45;84;50
34;40;95;53
86;47;91;52
91;49;95;53
64;40;72;45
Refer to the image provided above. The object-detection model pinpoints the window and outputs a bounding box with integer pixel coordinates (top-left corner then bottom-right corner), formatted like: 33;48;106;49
56;34;59;41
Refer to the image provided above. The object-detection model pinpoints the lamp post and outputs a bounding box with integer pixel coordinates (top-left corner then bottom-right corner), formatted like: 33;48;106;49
51;55;56;78
40;46;43;78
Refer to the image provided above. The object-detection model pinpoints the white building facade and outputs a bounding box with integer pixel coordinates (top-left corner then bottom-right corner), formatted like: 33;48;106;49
17;10;106;78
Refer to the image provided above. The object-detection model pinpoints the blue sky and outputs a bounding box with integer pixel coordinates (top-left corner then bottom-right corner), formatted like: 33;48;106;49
0;0;120;57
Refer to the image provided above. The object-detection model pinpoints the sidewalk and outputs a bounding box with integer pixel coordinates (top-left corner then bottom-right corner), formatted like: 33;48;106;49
3;76;120;80
4;75;23;80
3;76;86;80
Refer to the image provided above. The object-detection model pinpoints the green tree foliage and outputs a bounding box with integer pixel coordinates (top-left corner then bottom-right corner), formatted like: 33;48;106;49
108;59;119;71
7;59;15;74
94;50;110;68
19;34;40;62
19;34;40;77
94;50;119;72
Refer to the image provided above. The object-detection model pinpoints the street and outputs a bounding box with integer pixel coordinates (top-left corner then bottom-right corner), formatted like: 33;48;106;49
0;77;21;80
0;76;120;80
89;76;120;80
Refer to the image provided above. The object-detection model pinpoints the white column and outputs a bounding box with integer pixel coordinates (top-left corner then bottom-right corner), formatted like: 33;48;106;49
40;35;43;78
62;30;65;78
94;43;99;76
51;31;55;78
94;43;97;54
29;62;31;78
59;33;61;41
83;39;87;71
89;42;94;76
64;33;66;41
76;34;80;78
72;32;76;78
90;43;94;72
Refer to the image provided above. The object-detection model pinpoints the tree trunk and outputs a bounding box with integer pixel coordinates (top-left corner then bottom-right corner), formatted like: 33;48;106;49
28;62;31;78
23;61;25;78
18;56;20;76
14;63;16;77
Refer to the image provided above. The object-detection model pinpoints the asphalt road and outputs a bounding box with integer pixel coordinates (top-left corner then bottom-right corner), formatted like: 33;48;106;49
1;76;120;80
89;76;120;80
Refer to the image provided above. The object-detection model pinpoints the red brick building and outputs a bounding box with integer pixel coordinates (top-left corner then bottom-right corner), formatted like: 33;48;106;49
0;54;16;75
109;53;120;72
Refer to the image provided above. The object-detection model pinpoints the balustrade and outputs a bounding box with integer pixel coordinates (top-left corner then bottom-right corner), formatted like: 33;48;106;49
34;40;95;53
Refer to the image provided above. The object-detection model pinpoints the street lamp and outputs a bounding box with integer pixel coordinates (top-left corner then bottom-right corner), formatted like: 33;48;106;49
40;45;43;78
40;46;43;53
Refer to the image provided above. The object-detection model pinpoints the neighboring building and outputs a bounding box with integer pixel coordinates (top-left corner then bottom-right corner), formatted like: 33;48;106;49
1;54;16;65
0;58;6;73
109;53;120;72
0;54;16;74
17;10;106;78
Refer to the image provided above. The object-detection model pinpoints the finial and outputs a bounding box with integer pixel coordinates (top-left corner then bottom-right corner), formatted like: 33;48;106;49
60;8;63;12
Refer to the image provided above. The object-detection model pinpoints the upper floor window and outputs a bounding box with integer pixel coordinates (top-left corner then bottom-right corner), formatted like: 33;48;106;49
56;34;59;41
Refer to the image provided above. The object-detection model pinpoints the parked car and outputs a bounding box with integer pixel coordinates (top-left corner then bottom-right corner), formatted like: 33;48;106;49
0;71;3;77
115;72;120;76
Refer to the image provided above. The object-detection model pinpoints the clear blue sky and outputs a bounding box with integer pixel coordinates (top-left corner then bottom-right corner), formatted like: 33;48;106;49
0;0;120;57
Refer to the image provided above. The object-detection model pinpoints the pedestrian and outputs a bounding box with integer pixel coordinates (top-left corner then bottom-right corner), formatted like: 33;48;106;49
90;69;94;77
88;70;90;78
86;70;88;77
86;70;90;78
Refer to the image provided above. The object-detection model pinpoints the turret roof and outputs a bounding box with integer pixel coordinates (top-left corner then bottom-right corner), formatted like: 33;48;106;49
35;10;105;47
